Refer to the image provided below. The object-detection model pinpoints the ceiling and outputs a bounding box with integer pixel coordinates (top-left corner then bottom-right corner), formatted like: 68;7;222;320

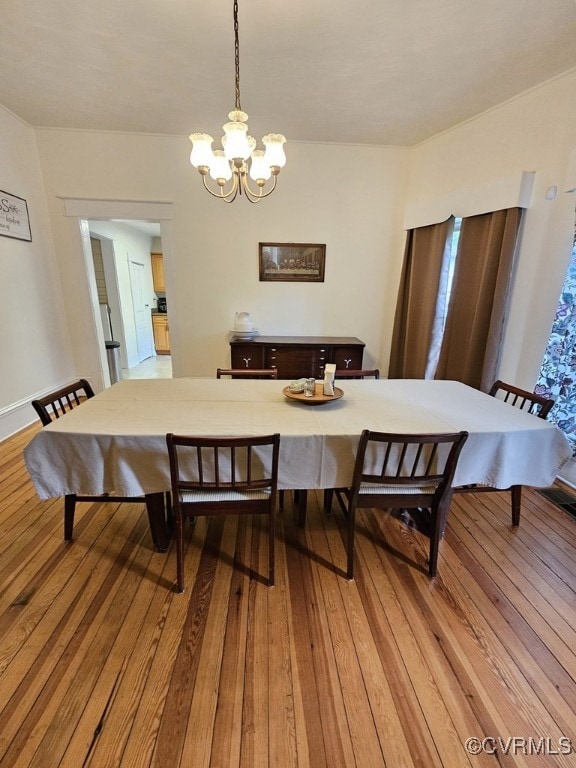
1;0;576;147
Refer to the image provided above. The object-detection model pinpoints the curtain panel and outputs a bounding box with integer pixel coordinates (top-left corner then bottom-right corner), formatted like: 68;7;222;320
388;218;454;379
435;207;523;391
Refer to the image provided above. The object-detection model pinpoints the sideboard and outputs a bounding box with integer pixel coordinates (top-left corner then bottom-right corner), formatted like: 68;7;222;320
229;335;365;379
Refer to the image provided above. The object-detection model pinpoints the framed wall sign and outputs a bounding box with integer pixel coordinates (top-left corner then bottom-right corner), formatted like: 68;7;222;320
0;190;32;242
259;242;326;282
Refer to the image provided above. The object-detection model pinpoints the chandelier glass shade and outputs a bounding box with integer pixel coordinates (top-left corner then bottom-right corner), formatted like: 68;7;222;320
189;1;286;203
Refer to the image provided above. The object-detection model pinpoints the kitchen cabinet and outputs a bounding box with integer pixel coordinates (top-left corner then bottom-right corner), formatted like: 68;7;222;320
229;336;365;379
152;314;170;354
151;252;165;292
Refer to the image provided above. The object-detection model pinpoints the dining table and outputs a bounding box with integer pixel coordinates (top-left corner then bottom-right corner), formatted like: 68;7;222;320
24;377;572;551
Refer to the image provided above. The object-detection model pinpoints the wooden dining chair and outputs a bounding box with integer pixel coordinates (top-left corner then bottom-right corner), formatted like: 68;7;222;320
322;369;381;514
455;380;554;526
488;379;554;417
216;366;284;509
31;378;96;422
166;433;280;592
342;429;468;578
334;369;380;379
31;378;146;541
216;368;278;379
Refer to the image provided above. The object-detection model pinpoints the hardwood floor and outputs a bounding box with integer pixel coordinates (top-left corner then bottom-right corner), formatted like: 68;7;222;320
2;423;576;767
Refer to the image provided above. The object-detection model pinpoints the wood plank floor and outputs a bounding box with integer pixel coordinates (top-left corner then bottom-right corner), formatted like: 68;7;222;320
1;423;576;767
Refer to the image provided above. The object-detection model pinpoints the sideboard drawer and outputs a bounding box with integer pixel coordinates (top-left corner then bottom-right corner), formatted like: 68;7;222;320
265;346;326;380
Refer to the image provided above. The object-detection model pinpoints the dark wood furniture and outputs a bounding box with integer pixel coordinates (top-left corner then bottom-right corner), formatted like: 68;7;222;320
455;380;554;526
335;368;380;379
488;379;554;417
230;335;365;380
31;378;95;421
342;429;468;578
31;379;168;550
166;433;280;592
217;368;278;379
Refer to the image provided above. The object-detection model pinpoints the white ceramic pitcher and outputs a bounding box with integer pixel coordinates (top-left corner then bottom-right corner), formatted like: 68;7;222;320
234;312;254;331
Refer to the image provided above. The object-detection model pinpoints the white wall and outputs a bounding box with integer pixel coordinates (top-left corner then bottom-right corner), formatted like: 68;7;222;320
406;69;576;390
0;106;75;439
33;131;411;378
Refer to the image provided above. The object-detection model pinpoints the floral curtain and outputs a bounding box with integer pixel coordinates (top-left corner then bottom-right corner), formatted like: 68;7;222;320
535;216;576;456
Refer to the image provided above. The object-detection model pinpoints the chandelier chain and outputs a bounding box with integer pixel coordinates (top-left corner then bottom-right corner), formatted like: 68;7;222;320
234;0;241;111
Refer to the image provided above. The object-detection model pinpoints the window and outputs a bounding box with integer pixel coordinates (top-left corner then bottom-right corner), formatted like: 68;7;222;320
425;218;461;378
535;211;576;456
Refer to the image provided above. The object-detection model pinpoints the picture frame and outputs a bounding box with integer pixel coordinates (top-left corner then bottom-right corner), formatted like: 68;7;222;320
259;242;326;282
0;190;32;242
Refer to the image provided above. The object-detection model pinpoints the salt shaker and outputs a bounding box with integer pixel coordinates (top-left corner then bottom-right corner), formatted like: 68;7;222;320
304;378;316;397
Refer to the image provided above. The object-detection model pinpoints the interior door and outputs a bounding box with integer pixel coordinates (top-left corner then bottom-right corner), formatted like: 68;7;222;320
129;260;155;362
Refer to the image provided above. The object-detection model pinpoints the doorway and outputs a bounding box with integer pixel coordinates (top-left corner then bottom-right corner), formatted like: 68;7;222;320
88;219;166;374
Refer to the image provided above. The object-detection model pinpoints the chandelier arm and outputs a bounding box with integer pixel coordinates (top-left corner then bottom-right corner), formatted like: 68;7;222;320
201;172;240;202
240;174;278;202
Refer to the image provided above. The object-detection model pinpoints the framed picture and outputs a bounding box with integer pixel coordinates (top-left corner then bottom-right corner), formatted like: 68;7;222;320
259;242;326;282
0;190;32;242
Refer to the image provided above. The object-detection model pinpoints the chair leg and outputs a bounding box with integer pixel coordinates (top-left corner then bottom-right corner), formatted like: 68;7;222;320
176;513;185;593
64;494;76;541
347;504;355;579
428;502;450;578
428;537;439;577
511;485;522;527
269;507;275;586
323;488;333;514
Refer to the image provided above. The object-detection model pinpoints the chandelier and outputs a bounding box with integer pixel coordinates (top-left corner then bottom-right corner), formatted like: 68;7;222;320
189;0;286;204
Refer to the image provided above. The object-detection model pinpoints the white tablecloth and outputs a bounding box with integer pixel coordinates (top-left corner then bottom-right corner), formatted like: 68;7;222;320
24;378;572;498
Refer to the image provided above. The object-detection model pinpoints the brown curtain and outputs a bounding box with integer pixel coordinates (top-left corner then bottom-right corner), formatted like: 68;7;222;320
388;218;454;378
435;207;523;391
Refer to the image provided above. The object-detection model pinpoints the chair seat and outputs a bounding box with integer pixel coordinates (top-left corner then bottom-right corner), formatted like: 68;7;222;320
359;483;438;496
180;488;271;503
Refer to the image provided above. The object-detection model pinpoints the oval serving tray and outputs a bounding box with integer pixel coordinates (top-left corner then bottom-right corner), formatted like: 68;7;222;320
282;383;344;405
